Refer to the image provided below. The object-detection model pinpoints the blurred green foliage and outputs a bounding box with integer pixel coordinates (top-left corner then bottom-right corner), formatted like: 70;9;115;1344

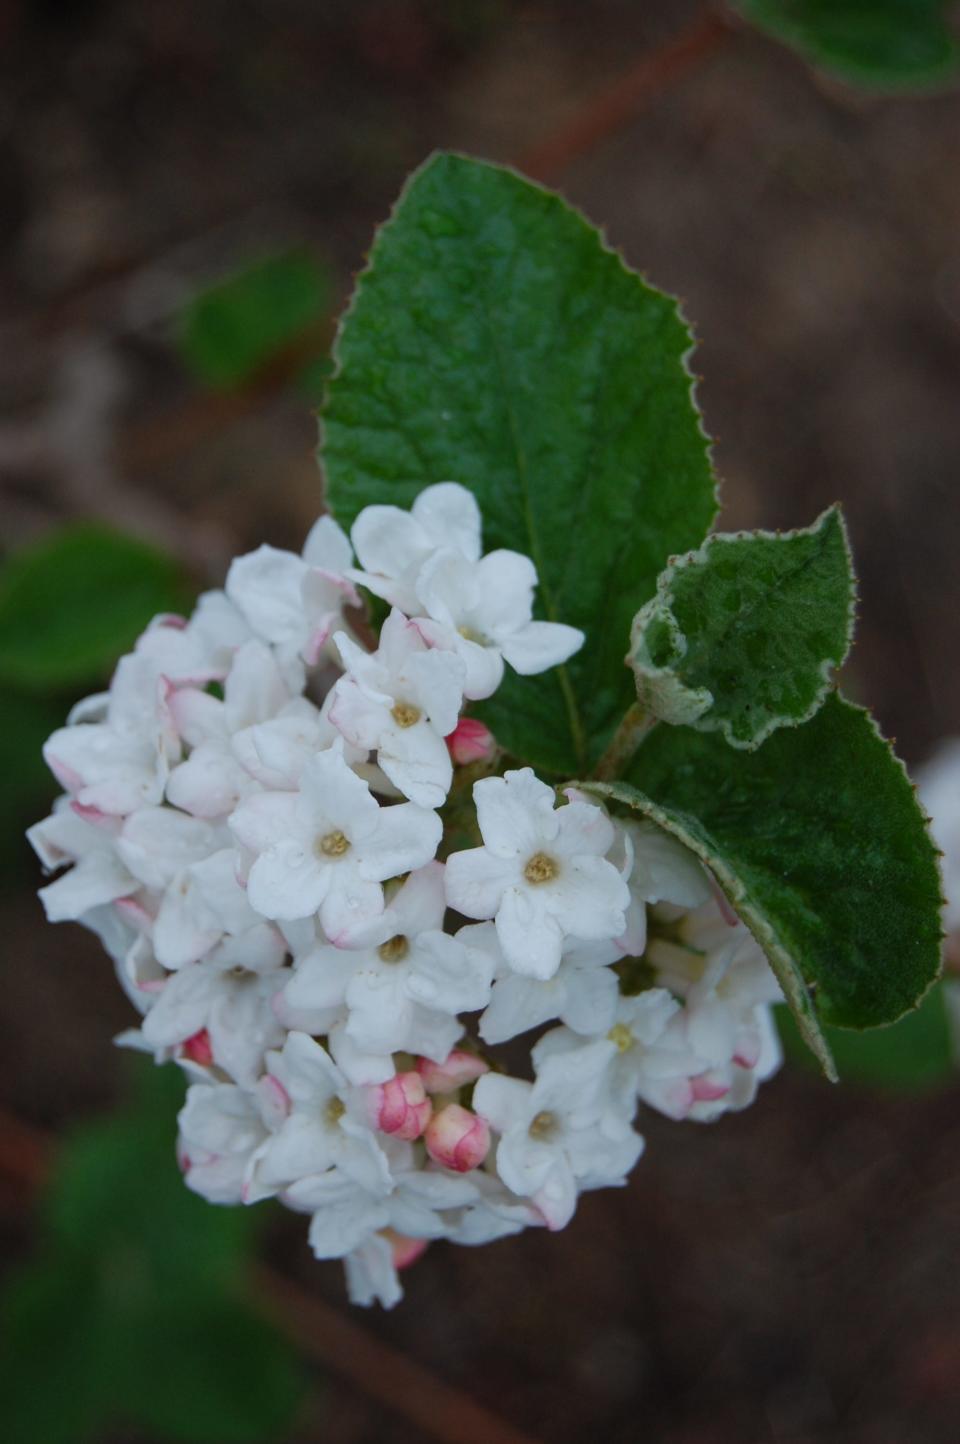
0;1061;305;1444
178;250;332;390
736;0;960;92
777;980;956;1090
0;524;190;878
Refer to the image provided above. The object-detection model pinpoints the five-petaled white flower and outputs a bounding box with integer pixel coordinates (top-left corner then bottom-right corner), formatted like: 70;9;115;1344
445;769;630;980
329;609;465;808
229;742;442;940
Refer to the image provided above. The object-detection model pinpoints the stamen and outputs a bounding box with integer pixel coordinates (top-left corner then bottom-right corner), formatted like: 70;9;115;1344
378;934;410;963
524;851;559;885
316;829;350;858
391;701;421;729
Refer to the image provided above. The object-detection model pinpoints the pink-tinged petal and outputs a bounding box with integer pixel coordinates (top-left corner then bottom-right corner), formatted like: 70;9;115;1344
256;1072;292;1128
357;802;442;883
444;847;516;920
531;1157;579;1232
247;843;329;921
497;887;564;980
327;677;389;750
386;1231;430;1271
416;1049;488;1093
411;481;482;561
474;768;558;859
114;895;155;930
424;1104;490;1172
499;620;584;675
691;1072;730;1103
638;1074;695;1121
446;717;496;766
69;801;118;830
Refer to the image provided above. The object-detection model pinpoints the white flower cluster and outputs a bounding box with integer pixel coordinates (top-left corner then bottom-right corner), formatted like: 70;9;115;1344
29;483;783;1308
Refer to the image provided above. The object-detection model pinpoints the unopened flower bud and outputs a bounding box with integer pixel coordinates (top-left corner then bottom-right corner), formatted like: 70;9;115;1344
690;1071;729;1103
182;1028;213;1066
366;1071;432;1141
424;1103;490;1172
416;1049;489;1093
384;1229;429;1270
445;717;496;766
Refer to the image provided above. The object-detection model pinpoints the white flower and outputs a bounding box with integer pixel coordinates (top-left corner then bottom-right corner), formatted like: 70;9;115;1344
474;923;621;1045
225;515;357;672
28;798;137;922
414;548;584;700
140;925;287;1086
281;864;493;1059
165;640;294;818
350;481;482;613
229;743;442;939
611;816;712;955
445;770;629;980
250;1031;391;1199
329;609;465;808
43;655;179;815
177;1080;270;1205
917;738;960;931
134;590;251;685
474;1036;643;1230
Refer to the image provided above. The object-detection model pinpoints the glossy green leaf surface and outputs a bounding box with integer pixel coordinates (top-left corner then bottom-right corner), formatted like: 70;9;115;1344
582;694;944;1078
322;151;717;775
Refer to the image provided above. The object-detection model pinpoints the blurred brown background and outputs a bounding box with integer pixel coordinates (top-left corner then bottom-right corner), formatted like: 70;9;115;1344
1;2;959;1441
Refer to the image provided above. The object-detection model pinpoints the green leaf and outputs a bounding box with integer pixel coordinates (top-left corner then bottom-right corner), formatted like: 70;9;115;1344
735;0;960;92
179;250;331;389
777;981;956;1091
627;507;855;749
580;693;944;1079
322;151;717;776
0;688;60;877
0;524;189;692
0;1061;304;1444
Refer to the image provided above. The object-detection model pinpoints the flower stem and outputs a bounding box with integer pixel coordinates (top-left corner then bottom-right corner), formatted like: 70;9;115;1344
593;702;657;781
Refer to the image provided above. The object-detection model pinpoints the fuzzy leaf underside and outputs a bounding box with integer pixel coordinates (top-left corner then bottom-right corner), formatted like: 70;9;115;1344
321;151;717;776
736;0;960;92
581;693;944;1079
628;506;855;749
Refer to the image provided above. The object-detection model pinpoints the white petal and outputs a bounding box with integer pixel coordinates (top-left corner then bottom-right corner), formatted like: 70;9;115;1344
38;853;136;922
479;972;563;1045
496;886;564;980
547;855;628;941
229;791;302;854
411;481;482;560
475;769;558;859
247;842;329;921
444;847;516;919
378;722;452;809
357;802;442;882
499;621;584;675
472;1073;533;1133
302;513;353;572
553;799;615;859
472;550;537;631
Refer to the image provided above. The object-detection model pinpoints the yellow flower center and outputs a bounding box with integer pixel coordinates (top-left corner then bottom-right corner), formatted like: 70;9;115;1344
524;851;559;885
391;701;421;728
528;1109;558;1140
316;829;350;858
378;934;410;964
608;1023;633;1053
325;1097;345;1126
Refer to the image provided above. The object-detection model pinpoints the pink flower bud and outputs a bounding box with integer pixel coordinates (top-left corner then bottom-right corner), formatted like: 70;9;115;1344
367;1072;432;1141
424;1103;490;1172
445;717;496;766
182;1028;213;1067
690;1072;730;1103
416;1049;489;1094
384;1229;430;1270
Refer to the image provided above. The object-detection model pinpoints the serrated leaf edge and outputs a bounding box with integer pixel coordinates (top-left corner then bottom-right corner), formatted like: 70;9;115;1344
627;505;856;751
